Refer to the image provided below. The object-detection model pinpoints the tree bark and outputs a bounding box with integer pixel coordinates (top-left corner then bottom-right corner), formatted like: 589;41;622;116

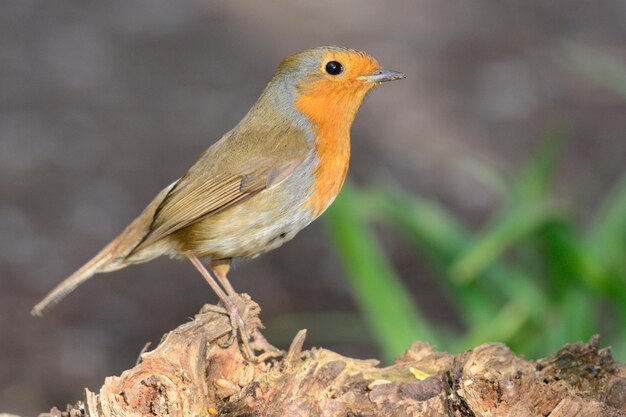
27;295;626;416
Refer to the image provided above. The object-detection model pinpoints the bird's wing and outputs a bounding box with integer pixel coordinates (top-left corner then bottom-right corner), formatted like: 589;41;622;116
135;155;306;250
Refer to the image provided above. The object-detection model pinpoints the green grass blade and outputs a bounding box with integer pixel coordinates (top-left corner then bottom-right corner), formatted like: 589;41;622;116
453;300;530;351
361;189;467;264
516;127;565;201
450;201;562;284
366;186;549;329
560;288;596;343
538;221;617;300
363;187;499;325
325;183;439;361
585;171;626;306
541;289;597;355
588;171;626;270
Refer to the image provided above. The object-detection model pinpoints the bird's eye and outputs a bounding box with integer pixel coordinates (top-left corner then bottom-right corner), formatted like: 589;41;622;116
325;61;343;76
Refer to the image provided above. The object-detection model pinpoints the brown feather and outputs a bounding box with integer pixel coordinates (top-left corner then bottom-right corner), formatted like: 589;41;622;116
130;125;311;254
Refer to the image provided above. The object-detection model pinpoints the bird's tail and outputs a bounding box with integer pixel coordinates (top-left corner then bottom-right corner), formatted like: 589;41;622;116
31;181;177;317
30;245;118;317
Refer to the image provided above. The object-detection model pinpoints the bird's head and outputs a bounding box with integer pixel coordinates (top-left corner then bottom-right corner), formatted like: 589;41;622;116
260;46;405;133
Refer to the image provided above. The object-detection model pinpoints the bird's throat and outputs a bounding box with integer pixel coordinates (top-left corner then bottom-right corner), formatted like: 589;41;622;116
296;90;364;217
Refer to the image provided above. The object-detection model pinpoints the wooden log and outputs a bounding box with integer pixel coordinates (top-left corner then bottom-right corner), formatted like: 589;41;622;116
28;295;626;417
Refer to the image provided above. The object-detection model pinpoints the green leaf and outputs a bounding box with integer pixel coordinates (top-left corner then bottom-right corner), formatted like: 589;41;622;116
367;186;549;329
560;288;596;342
363;187;499;325
539;221;615;299
516;127;565;201
450;201;562;284
325;183;439;361
541;289;596;354
588;171;626;270
453;300;530;351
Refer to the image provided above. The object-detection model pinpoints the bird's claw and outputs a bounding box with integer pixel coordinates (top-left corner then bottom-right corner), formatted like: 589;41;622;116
217;312;238;349
221;296;255;360
200;299;254;359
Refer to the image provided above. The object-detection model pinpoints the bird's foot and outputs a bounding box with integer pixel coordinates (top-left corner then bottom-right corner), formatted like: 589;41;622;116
200;297;256;360
225;297;256;360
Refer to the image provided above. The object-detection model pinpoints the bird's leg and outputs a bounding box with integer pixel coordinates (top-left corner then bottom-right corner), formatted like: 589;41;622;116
210;259;237;297
210;259;280;356
188;255;254;360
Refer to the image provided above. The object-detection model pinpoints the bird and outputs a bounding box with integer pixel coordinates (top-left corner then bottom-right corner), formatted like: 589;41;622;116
31;45;405;357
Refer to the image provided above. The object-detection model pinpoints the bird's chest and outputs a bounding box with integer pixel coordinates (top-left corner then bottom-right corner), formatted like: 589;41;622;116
302;130;351;217
178;132;351;259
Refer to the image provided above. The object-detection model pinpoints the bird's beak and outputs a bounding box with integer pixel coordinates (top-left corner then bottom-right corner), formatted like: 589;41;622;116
358;69;406;83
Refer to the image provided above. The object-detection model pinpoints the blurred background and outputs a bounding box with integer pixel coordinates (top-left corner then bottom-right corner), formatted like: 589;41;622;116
2;0;626;415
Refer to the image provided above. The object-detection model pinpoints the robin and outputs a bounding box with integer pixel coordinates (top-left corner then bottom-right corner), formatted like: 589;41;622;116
32;46;405;357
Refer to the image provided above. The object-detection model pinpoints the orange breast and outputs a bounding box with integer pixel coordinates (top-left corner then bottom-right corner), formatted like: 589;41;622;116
294;51;378;217
306;124;351;217
296;87;357;217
